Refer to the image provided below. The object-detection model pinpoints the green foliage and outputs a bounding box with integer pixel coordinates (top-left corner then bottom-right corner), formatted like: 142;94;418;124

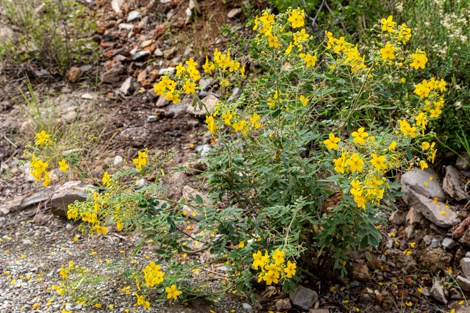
0;0;97;75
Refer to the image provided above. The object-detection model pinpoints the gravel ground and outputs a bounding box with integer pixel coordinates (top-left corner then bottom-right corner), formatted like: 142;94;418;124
0;207;252;313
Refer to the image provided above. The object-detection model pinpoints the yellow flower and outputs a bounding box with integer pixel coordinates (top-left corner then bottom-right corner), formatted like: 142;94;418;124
252;250;269;270
58;159;68;173
284;260;296;278
397;24;412;44
419;160;428;170
165;284;182;301
221;111;233;125
380;16;396;33
351;127;369;145
422;141;430;150
183;80;196;95
267;35;280;49
380;42;396;60
272;249;285;265
371;154;387;171
132;150;148;171
288;8;305;28
206;115;217;135
143;261;165;287
285;43;294;56
346;153;364;173
323;133;341;150
250;113;262;129
175;63;185;76
35;130;51;146
42;171;51;187
101;171;111;186
299;95;308;106
299;53;317;68
389;141;397;151
203;57;215;74
410;50;428;70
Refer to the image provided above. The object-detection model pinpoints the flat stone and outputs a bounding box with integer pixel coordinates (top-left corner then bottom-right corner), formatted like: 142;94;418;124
118;23;134;30
401;168;445;201
111;0;124;14
290;286;318;311
227;8;242;18
100;62;125;83
50;181;94;216
156;96;169;108
81;93;95;100
158;67;175;75
403;187;458;228
113;155;124;166
461;258;470;279
131;50;150;61
118;127;149;147
275;298;292;311
431;280;447;304
127;10;141;22
456;275;470;293
406;207;423;225
187;94;219;116
118;77;134;96
147;115;158;122
154;48;163;57
66;66;82;83
443;166;468;201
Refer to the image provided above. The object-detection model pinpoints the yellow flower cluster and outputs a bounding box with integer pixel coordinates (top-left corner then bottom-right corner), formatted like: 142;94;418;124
132;150;148;171
252;249;297;285
380;15;412;45
67;192;107;236
414;77;446;118
153;76;180;104
30;154;51;187
326;32;366;72
35;130;51;146
142;261;165;287
133;292;150;309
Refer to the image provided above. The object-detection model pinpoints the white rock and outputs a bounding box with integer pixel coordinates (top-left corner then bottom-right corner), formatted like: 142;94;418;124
227;8;242;18
187;94;219;116
443;166;468;201
111;0;124;14
460;257;470;279
114;155;124;166
127;10;141;22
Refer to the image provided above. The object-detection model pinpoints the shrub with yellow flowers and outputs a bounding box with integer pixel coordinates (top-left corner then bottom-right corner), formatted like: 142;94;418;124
28;7;450;307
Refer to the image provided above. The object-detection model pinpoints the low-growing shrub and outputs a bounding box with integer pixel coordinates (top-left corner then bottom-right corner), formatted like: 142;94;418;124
29;8;448;309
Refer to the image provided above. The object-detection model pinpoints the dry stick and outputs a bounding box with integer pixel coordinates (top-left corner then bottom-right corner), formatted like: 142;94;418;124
3;133;18;148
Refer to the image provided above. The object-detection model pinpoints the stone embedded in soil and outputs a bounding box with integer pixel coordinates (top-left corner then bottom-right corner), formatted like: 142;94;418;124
443;165;469;201
275;298;292;311
100;62;126;83
131;50;151;61
118;127;150;147
401;168;445;201
227;8;242;19
460;229;470;247
384;249;417;272
290;286;318;311
456;275;470;293
127;10;141;22
431;280;448;304
111;0;124;14
442;237;457;250
403;187;458;228
418;248;452;273
156;96;169;108
461;257;470;279
406;207;423;225
118;77;134;96
309;310;330;313
187;94;219;116
50;181;94;216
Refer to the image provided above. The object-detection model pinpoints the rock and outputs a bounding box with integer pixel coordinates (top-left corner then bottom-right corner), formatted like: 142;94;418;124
165;98;191;117
403;188;458;228
100;63;125;83
404;225;415;240
290;286;318;311
187;94;219;116
456;275;470;293
185;0;200;19
443;166;468;201
66;66;82;83
401;168;445;201
309;310;330;313
135;179;148;189
111;0;124;14
131;50;151;61
182;185;209;206
156;96;169;108
242;303;252;311
442;238;457;250
50;181;94;216
147;115;158;122
461;257;470;279
275;298;292;311
430;280;447;304
158;67;176;75
163;47;177;59
406;207;423;225
61;110;77;123
154;48;164;57
457;153;470;170
113;155;124;167
118;77;135;96
196;144;211;156
81;93;95;100
227;8;242;18
418;248;452;273
138;16;149;29
118;127;149;147
127;10;141;22
350;264;370;281
389;211;406;225
429;238;440;248
118;23;134;30
199;78;214;90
